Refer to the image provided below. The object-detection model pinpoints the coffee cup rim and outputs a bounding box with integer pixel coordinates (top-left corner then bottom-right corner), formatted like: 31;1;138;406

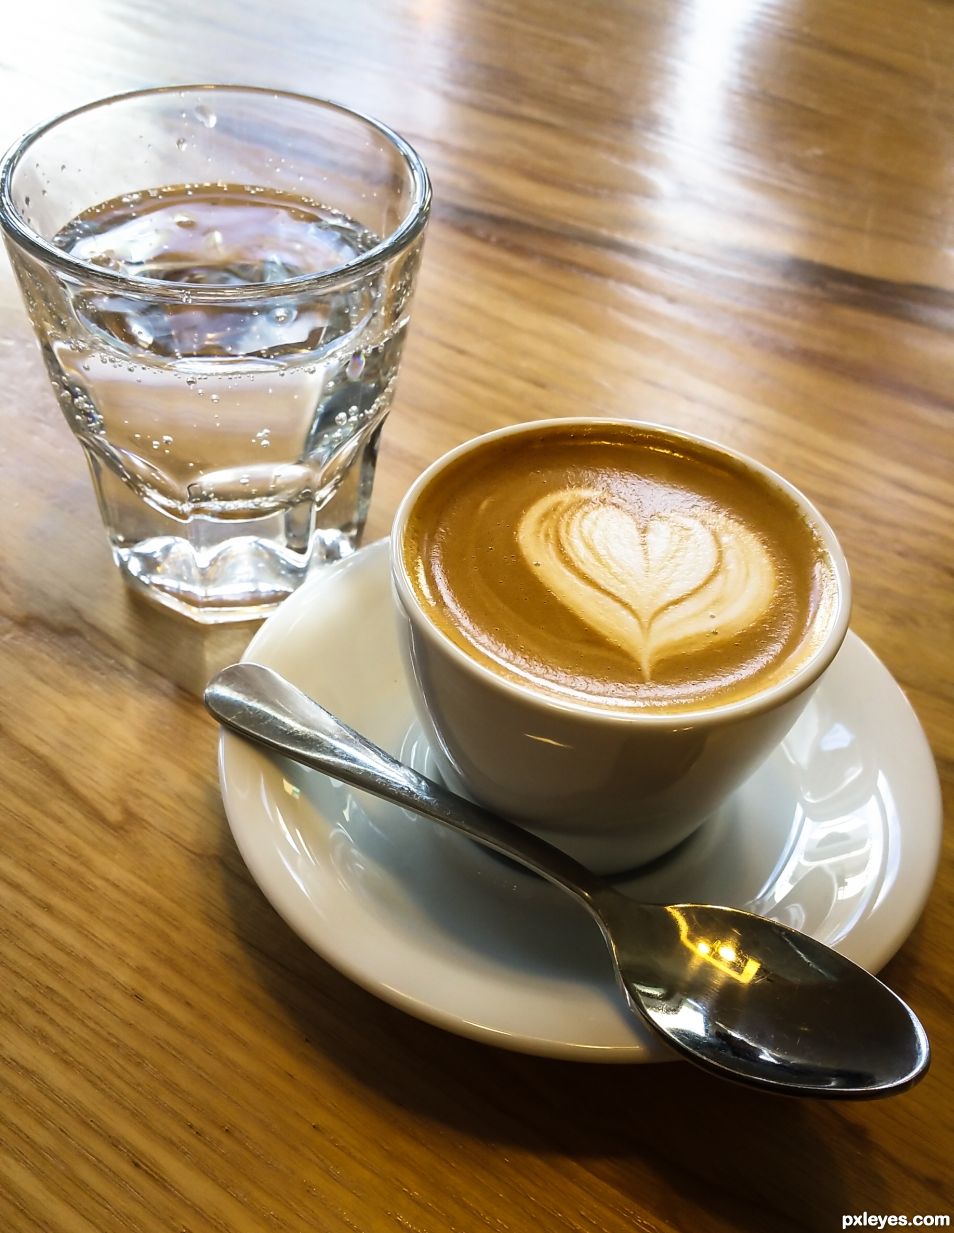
390;417;852;727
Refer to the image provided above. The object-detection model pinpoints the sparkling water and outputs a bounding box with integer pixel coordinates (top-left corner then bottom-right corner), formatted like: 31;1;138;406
43;183;412;617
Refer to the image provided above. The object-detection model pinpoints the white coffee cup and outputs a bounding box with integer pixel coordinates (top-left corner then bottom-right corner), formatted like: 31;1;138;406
390;419;851;874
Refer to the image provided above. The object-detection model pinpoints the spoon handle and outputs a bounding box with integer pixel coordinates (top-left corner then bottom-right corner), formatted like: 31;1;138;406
205;662;609;907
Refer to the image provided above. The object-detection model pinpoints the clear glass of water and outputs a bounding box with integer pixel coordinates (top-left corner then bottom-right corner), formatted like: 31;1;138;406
0;86;430;622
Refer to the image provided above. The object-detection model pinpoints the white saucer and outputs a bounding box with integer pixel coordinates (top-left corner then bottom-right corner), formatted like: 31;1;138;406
217;539;942;1062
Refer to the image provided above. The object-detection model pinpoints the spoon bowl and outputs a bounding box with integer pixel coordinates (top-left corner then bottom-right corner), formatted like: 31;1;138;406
205;662;930;1099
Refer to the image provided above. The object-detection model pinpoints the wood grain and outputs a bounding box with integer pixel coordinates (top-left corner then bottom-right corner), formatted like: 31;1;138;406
1;1;952;1230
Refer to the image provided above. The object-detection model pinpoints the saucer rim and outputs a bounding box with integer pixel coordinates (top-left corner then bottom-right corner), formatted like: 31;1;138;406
218;538;942;1062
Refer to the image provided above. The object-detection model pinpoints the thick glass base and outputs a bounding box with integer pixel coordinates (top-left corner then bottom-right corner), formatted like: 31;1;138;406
113;525;359;624
88;427;380;624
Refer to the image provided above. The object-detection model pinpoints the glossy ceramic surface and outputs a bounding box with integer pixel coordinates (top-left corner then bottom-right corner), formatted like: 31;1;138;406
218;540;941;1062
389;418;853;873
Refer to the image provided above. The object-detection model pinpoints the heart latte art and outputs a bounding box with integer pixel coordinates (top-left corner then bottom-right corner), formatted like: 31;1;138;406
516;491;775;680
401;423;837;712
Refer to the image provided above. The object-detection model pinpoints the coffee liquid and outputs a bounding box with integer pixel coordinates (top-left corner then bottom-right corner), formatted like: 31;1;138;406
403;423;838;712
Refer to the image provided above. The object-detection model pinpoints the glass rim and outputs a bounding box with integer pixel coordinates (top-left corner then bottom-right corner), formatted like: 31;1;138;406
0;83;432;304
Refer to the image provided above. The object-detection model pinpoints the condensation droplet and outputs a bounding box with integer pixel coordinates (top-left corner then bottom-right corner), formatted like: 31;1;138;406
131;321;154;348
195;105;217;128
176;137;188;152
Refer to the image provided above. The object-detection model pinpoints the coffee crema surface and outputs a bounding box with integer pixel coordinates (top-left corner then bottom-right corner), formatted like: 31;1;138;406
402;423;839;712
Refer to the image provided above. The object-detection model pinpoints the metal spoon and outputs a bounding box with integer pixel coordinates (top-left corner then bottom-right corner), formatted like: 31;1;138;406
205;662;930;1099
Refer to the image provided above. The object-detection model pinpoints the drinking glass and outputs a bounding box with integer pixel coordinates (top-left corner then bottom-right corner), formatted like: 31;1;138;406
0;86;430;622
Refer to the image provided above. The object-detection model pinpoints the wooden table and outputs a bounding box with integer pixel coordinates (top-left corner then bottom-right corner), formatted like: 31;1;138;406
1;2;951;1230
